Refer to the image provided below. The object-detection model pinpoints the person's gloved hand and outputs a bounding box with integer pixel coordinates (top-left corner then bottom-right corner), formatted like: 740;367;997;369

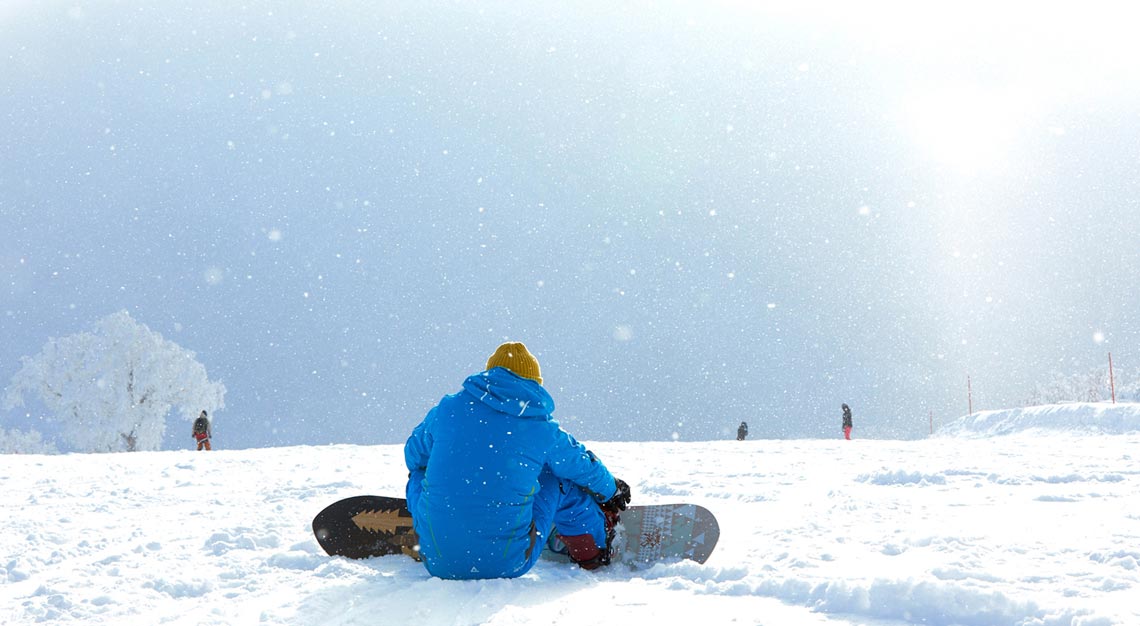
602;477;631;512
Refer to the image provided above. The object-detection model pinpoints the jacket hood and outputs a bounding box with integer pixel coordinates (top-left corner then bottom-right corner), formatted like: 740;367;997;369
462;367;555;417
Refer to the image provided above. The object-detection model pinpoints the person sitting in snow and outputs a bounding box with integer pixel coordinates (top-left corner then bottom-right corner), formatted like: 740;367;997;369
192;410;212;451
737;421;749;441
404;341;631;580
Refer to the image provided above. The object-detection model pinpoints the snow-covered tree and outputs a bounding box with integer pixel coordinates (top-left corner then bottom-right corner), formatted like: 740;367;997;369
0;428;58;454
3;311;225;452
1111;368;1140;403
1026;366;1137;406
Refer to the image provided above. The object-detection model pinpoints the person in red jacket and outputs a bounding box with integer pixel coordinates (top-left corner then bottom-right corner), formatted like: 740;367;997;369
192;410;212;451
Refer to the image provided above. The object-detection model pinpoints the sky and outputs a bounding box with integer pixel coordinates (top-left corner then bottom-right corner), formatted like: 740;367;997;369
2;403;1138;625
3;1;1140;449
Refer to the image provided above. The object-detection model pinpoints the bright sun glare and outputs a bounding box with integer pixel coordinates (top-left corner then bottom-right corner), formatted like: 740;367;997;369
902;86;1023;175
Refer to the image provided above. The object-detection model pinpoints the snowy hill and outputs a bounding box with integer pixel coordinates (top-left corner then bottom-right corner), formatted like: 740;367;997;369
937;402;1140;438
3;432;1139;625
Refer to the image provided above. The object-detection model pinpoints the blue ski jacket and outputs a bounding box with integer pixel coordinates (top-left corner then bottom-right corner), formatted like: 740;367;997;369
404;367;617;579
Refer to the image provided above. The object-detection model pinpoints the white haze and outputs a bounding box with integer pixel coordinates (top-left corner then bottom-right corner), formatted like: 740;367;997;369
3;1;1140;449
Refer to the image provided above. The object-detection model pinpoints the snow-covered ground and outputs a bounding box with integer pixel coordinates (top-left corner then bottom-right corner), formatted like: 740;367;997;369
936;402;1140;438
3;404;1139;625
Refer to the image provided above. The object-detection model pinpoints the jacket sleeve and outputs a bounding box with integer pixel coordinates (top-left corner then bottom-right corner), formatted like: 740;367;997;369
404;407;437;486
544;427;617;502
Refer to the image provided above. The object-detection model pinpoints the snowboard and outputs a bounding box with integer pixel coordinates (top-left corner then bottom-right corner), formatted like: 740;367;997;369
312;495;719;567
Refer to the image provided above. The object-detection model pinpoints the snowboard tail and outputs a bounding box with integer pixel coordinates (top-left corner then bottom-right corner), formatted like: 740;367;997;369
312;495;421;560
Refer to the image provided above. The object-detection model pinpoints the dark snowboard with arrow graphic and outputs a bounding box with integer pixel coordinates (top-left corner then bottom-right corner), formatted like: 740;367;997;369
312;495;719;567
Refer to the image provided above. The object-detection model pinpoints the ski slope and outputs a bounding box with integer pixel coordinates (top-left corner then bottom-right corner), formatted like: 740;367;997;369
3;404;1139;625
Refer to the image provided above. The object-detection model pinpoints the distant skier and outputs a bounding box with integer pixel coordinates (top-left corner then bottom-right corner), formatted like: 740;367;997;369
192;410;212;451
842;404;853;440
737;421;749;441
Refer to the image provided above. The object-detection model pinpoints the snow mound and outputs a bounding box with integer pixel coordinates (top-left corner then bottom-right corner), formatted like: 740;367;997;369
937;402;1140;437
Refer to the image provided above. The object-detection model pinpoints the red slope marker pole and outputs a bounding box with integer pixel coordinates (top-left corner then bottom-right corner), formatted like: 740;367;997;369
1109;352;1116;404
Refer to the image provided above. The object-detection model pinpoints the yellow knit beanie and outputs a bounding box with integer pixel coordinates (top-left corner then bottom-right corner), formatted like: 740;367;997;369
485;342;543;385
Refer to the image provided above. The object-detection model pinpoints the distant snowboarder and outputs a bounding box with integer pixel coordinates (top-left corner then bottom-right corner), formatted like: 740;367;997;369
737;421;749;441
192;410;212;451
842;404;853;440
